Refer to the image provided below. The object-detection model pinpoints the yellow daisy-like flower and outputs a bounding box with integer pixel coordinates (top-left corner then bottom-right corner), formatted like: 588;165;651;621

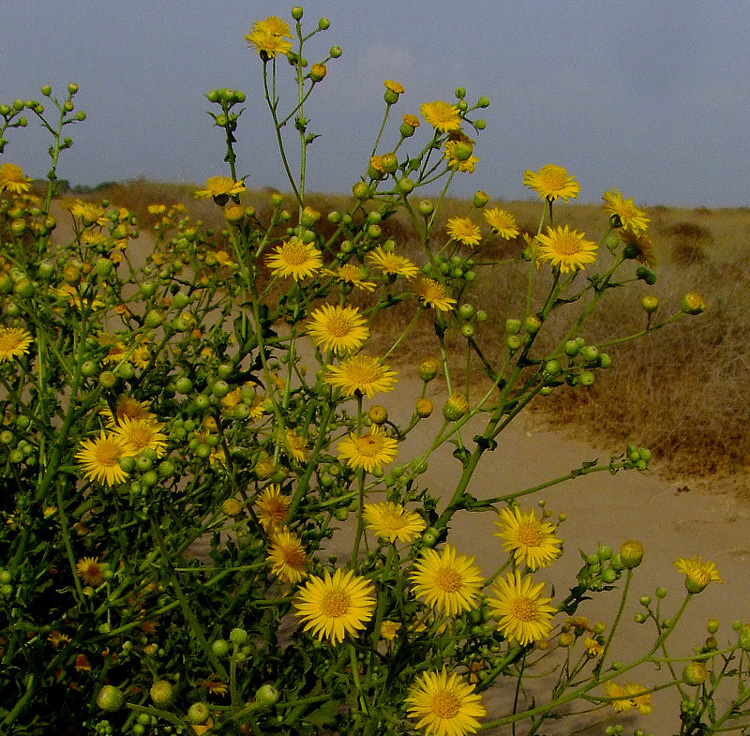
583;636;604;658
443;141;479;173
75;431;129;486
76;557;104;587
621;229;657;267
602;681;652;715
337;425;398;473
380;619;401;641
488;571;557;646
494;506;562;570
321;263;376;292
0;327;33;363
523;164;580;202
245;16;293;58
266;238;323;281
483;207;519;240
112;417;167;458
674;556;723;594
198;678;229;698
194;176;246;200
536;225;598;273
68;200;109;227
602;188;650;235
415;278;456;312
267;529;308;584
51;284;105;311
0;163;32;194
421;101;462;132
255;484;290;534
324;355;398;398
294;568;376;644
384;80;405;95
367;246;420;279
410;544;484;617
446;217;482;248
101;395;155;427
282;427;309;463
363;502;426;544
306;304;370;355
406;668;486;736
48;631;72;649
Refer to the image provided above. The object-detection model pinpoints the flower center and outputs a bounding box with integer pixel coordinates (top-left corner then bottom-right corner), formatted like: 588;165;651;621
381;512;406;531
321;590;350;618
553;235;581;255
516;521;543;547
432;690;460;719
510;596;537;622
283;243;309;266
357;435;382;456
542;169;567;191
0;334;21;351
281;546;306;568
325;316;354;338
96;442;122;467
126;426;152;451
434;566;462;593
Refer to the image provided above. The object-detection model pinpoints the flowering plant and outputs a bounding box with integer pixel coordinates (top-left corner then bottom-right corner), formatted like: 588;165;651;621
0;8;746;736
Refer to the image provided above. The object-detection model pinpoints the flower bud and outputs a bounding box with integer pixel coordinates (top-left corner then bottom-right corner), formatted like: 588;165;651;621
415;398;433;418
620;540;644;568
96;685;125;712
291;6;304;20
329;46;342;58
472;190;489;208
418;358;438;382
641;295;659;313
150;680;174;707
706;618;720;634
443;394;469;421
682;292;707;315
255;684;280;708
368;405;388;425
310;63;327;82
682;662;708;686
187;702;210;725
418;199;434;217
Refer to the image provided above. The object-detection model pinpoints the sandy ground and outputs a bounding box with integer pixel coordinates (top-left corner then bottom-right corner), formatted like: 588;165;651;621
392;377;750;735
52;205;750;733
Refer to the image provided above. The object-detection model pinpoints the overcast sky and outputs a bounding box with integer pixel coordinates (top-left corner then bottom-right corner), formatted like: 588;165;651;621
2;1;749;206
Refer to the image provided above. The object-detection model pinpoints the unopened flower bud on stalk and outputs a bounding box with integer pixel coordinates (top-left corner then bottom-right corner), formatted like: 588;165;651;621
443;394;469;421
682;292;707;315
620;540;644;568
418;358;438;382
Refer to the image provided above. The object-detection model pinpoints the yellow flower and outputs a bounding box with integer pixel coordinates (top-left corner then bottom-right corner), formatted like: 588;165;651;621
602;681;652;715
363;502;426;544
583;636;604;658
444;141;479;173
421;101;462;132
402;114;421;128
266;238;322;280
674;556;722;594
682;292;707;315
75;431;129;486
446;217;482;247
488;571;556;646
198;678;229;698
101;395;155;427
494;506;562;570
415;278;456;312
194;176;246;200
255;484;290;534
321;263;376;292
282;427;309;463
306;304;370;355
0;327;33;363
337;425;398;473
621;229;657;267
536;225;598;273
384;80;404;95
294;568;376;644
602;188;650;234
483;207;519;239
367;246;420;279
379;619;401;641
112;417;167;458
67;200;109;227
523;164;580;202
410;544;484;617
267;529;308;583
47;631;72;648
245;16;293;58
76;557;104;586
0;163;32;194
324;355;398;398
406;668;486;736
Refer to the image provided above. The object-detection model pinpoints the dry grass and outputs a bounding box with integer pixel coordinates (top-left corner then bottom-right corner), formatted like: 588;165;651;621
80;180;750;482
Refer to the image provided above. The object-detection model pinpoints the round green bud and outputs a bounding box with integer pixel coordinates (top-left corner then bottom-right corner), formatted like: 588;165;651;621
459;303;475;320
97;685;125;712
150;680;174;707
417;199;434;217
707;618;720;634
68;83;80;95
352;181;371;200
505;318;522;335
291;6;304;20
621;540;644;569
397;177;415;194
254;684;280;708
330;46;342;58
472;190;490;208
461;323;475;339
642;295;659;313
187;702;210;725
41;84;52;96
474;119;486;130
230;627;248;645
682;662;708;686
319;17;331;30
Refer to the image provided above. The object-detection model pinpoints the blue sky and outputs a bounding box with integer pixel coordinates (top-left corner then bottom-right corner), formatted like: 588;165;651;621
2;1;749;206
